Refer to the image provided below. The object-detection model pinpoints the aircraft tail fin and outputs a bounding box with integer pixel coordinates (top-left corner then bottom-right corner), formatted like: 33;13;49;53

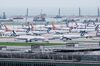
4;25;12;32
31;24;34;31
52;22;56;30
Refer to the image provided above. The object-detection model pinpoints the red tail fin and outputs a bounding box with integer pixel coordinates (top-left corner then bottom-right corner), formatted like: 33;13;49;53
31;24;34;31
4;25;12;32
52;22;56;30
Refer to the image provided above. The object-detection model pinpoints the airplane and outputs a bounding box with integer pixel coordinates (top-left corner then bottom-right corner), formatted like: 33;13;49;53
27;24;48;35
61;31;95;41
0;30;10;37
71;28;95;33
46;33;80;40
0;30;28;37
70;22;96;33
4;25;26;32
45;22;70;34
49;31;94;41
0;25;30;37
2;24;47;37
15;35;46;42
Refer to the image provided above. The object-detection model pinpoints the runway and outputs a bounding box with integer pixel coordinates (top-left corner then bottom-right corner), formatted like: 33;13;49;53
0;37;100;43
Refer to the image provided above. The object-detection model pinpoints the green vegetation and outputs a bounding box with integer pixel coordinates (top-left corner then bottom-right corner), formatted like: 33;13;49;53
0;42;65;46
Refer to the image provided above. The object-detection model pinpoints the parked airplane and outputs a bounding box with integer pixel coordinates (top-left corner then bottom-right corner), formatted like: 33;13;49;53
48;34;81;41
61;32;95;41
4;25;26;32
71;28;95;33
15;35;46;42
69;22;96;33
45;22;70;34
27;24;48;35
59;34;81;41
0;25;30;36
49;31;94;41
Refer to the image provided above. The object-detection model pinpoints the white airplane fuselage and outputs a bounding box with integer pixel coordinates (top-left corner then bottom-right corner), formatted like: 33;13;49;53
15;35;46;42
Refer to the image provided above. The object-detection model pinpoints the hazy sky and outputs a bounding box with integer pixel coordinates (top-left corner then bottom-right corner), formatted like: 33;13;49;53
0;0;99;16
0;0;100;8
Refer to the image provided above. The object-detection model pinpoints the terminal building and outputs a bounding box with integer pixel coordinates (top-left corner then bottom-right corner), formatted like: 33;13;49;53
0;43;100;66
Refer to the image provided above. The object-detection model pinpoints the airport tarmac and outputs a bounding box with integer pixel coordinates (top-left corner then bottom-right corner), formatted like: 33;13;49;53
0;36;100;43
0;38;15;42
0;37;65;43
